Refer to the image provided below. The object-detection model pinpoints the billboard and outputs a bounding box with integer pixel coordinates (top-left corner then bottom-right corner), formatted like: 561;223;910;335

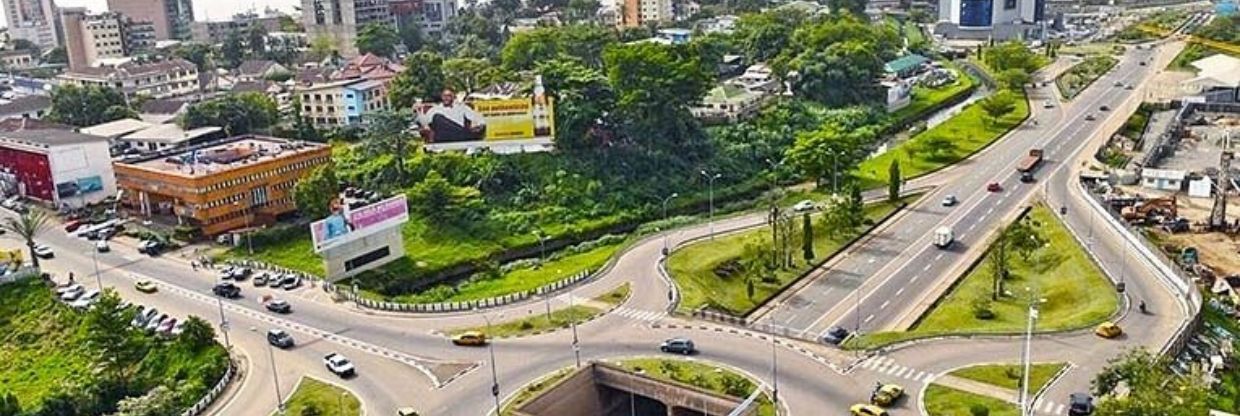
56;175;104;199
310;194;410;253
416;76;555;150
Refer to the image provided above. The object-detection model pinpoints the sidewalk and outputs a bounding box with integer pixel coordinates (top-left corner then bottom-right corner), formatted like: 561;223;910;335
934;374;1020;403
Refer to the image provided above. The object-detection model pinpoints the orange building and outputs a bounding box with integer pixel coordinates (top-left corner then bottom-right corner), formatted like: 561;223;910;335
113;135;331;236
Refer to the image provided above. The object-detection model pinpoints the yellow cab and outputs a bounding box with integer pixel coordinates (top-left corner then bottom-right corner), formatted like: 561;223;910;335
452;331;488;346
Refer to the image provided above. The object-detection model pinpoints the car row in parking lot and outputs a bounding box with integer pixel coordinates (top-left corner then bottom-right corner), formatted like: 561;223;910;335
220;267;303;290
55;283;101;309
130;304;186;336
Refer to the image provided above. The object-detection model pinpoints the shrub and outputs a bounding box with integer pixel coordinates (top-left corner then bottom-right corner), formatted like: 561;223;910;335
972;297;996;320
970;404;990;416
519;321;534;330
301;403;323;416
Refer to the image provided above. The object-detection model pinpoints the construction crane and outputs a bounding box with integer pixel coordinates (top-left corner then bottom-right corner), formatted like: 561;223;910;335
1210;133;1234;232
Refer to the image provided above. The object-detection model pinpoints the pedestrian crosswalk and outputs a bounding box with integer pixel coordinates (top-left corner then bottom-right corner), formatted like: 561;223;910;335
612;306;666;323
857;356;935;383
1031;398;1067;415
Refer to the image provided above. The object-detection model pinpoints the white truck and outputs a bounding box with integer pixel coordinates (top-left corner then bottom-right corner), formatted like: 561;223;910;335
933;226;953;249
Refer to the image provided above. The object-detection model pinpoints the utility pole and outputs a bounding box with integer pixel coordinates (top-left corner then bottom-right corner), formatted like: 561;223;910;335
216;297;231;349
481;311;502;415
570;291;581;368
661;193;678;255
701;170;721;239
91;249;103;291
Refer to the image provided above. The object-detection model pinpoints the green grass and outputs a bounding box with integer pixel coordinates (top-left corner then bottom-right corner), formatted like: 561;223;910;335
595;282;632;306
448;305;602;338
668;196;914;315
951;363;1067;392
924;384;1019;416
0;278;229;412
849;204;1119;349
857;90;1030;189
281;377;362;416
383;241;624;304
501;368;575;415
614;358;776;416
1169;43;1240;72
1205;302;1240;410
1056;55;1118;99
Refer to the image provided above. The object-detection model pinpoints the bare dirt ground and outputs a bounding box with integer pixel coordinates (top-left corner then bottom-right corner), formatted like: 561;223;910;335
1162;231;1240;277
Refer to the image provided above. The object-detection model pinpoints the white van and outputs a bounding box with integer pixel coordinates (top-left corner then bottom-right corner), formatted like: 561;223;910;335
933;226;953;249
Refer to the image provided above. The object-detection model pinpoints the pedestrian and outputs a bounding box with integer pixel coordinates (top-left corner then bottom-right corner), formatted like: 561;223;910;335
68;272;75;284
191;261;198;271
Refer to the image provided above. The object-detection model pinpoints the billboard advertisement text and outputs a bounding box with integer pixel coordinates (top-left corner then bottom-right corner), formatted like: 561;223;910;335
311;194;410;253
415;97;555;144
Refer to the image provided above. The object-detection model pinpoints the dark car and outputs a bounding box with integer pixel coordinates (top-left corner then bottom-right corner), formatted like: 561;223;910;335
659;337;695;355
230;267;252;281
1085;113;1096;121
280;275;302;290
266;299;292;314
822;326;850;344
267;329;295;348
212;282;241;298
1099;105;1110;112
987;182;1003;192
1068;393;1094;415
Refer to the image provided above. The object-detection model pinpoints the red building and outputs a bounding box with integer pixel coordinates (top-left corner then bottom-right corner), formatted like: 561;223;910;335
0;144;53;200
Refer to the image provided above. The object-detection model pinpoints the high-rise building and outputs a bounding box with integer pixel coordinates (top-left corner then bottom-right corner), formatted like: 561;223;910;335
61;9;160;69
189;12;283;45
617;0;673;27
3;0;59;50
301;0;394;57
935;0;1045;39
106;0;194;40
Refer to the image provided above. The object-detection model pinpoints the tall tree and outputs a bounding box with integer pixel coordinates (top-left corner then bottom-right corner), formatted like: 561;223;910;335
361;109;417;184
535;58;614;150
566;0;601;21
356;23;400;57
996;68;1031;91
182;92;279;135
84;292;146;388
294;165;339;219
733;10;803;63
177;316;218;351
802;212;814;260
308;34;339;62
978;90;1017;126
113;386;177;416
46;85;136;127
987;231;1011;300
247;24;268;56
220;30;247;69
602;42;712;154
828;0;867;16
1092;349;1209;416
172;43;212;71
791;40;884;107
887;159;900;203
442;58;503;96
1;207;50;268
389;50;446;108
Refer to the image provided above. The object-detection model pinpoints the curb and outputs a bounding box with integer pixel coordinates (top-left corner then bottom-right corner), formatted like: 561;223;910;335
439;285;634;341
650;321;846;375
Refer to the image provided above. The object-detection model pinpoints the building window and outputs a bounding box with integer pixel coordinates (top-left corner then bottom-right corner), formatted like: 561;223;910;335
1004;0;1016;9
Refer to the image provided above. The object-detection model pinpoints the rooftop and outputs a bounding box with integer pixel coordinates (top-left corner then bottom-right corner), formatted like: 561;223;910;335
80;118;155;138
119;135;326;178
237;60;282;76
885;54;930;74
62;58;197;80
0;117;73;132
1187;54;1240;88
139;98;190;115
0;95;51;115
702;84;756;102
0;128;108;150
122;123;222;143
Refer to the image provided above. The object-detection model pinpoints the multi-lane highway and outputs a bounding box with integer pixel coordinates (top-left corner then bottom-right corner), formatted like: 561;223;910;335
1;37;1203;416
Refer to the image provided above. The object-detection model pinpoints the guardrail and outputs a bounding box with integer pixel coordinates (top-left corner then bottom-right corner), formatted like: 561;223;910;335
181;356;238;416
323;269;595;313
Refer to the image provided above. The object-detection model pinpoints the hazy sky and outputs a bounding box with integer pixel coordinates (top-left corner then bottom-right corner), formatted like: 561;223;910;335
1;0;300;29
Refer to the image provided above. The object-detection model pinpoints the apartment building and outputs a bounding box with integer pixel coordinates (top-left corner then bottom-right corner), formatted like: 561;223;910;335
107;0;194;40
189;12;283;45
619;0;674;27
57;58;200;99
61;9;126;70
296;79;388;127
113;135;331;235
3;0;58;50
301;0;395;56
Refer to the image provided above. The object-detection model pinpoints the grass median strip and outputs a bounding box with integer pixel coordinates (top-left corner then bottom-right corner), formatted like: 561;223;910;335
281;376;362;416
849;204;1118;349
614;358;777;416
924;384;1019;416
952;362;1067;392
668;196;916;316
448;283;630;338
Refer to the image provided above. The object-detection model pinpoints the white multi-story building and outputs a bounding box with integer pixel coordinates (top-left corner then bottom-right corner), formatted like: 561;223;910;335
935;0;1047;39
619;0;674;27
57;58;200;99
301;0;395;57
60;9;127;70
3;0;58;50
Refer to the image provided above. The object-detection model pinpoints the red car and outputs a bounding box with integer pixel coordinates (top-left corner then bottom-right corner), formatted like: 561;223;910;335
987;182;1003;192
64;220;83;232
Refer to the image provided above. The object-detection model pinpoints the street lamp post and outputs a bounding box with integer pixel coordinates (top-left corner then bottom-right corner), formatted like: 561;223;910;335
481;312;502;415
771;336;779;404
216;297;231;349
1019;289;1039;416
233;201;253;255
90;248;103;291
700;170;721;240
267;340;284;412
661;193;678;255
570;291;581;368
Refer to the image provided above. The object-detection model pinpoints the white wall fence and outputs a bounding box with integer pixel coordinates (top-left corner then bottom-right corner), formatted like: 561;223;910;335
323;269;596;313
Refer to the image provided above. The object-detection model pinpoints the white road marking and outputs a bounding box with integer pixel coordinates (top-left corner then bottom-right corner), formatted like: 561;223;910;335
934;253;944;261
879;300;891;310
864;314;875;324
922;264;932;271
895;288;905;296
868;258;877;264
1054;404;1065;414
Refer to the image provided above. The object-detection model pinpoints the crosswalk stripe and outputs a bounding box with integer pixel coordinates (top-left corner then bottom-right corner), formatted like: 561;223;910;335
1054;404;1065;415
885;365;902;375
914;371;927;381
1041;401;1052;412
900;367;915;378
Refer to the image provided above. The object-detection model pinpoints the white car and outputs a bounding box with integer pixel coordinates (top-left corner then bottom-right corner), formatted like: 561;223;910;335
941;195;958;206
792;200;816;212
69;289;100;308
59;285;86;301
95;240;110;253
1043;100;1054;108
324;353;356;377
56;283;84;296
33;244;53;258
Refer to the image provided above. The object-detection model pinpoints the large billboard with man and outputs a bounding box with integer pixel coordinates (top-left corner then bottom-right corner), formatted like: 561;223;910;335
416;76;556;151
310;194;409;253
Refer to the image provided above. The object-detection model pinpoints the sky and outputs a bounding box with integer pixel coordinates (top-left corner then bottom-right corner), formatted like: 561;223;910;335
1;0;300;29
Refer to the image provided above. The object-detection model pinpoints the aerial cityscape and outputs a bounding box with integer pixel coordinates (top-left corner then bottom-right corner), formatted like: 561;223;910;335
0;0;1236;414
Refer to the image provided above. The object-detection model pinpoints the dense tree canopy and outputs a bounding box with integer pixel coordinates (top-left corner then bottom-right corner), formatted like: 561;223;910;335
46;85;137;127
357;23;400;57
732;10;804;63
536;58;614;150
390;50;446;108
603;41;713;155
500;25;615;70
294;165;340;220
182;92;279;135
1092;349;1209;416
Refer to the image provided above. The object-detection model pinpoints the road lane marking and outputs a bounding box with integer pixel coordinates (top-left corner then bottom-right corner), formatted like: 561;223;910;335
922;264;932;271
934;253;944;261
864;314;874;324
895;288;905;296
879;300;890;310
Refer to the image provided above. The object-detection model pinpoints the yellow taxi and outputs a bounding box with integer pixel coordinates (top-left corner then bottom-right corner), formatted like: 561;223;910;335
870;383;904;406
451;331;488;346
1095;322;1122;339
135;280;158;293
850;403;889;416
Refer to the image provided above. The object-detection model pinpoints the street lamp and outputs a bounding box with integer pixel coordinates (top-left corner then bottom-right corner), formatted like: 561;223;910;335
1018;288;1041;416
479;310;502;415
216;297;231;349
700;170;721;240
532;231;546;266
661;193;678;255
825;149;840;195
770;335;779;405
569;290;581;368
266;338;284;413
90;248;103;291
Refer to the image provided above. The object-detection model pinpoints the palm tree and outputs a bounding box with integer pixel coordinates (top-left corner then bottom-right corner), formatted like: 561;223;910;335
1;210;50;268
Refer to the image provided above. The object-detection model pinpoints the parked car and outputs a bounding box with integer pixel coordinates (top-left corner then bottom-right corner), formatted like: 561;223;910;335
1042;100;1054;108
986;182;1003;192
56;283;84;296
59;285;86;301
792;200;816;212
1068;393;1095;415
135;280;158;293
157;318;177;334
130;305;148;326
230;268;252;281
137;240;163;255
69;289;101;308
213;282;241;298
941;195;958;207
64;220;84;232
33;244;54;259
145;314;169;331
451;331;488;346
822;326;850;345
219;267;236;280
170;321;186;336
132;307;158;327
324;353;356;377
253;273;269;287
268;329;295;348
280;275;302;290
659;337;695;355
850;404;889;416
95;240;110;253
265;299;292;314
